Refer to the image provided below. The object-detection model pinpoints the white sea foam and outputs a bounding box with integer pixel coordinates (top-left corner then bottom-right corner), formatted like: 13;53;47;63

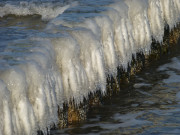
0;1;78;20
0;0;180;134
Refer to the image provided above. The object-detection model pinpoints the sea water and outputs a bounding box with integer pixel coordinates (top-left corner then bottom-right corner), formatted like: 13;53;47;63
0;0;180;134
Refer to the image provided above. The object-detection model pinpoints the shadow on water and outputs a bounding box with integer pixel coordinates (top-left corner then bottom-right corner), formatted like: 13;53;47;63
51;38;180;135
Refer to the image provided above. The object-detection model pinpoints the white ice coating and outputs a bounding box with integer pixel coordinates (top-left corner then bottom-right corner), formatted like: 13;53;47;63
0;0;180;134
107;1;136;69
148;0;164;42
52;35;89;103
69;29;106;93
125;0;152;54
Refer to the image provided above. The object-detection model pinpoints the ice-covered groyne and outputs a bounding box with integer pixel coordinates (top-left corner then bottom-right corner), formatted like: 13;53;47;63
0;0;180;134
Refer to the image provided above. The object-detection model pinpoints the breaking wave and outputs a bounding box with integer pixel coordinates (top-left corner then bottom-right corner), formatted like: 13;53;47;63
0;1;78;20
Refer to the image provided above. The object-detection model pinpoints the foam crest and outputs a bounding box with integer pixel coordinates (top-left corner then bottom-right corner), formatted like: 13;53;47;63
0;1;77;20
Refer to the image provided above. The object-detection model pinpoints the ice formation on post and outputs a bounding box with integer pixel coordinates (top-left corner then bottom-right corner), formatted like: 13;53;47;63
0;0;179;134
